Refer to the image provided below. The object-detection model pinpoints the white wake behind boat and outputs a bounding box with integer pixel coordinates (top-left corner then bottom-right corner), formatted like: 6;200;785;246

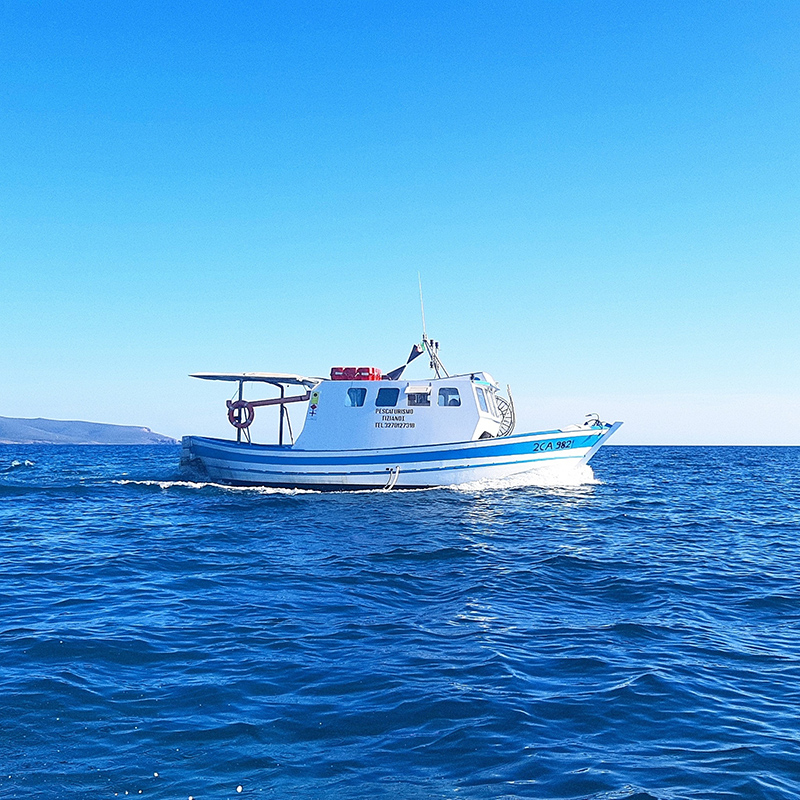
181;336;621;489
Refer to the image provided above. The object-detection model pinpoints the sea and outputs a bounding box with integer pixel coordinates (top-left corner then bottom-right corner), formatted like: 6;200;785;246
1;445;799;800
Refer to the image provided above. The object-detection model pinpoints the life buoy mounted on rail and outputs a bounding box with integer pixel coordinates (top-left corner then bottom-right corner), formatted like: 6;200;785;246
227;399;255;429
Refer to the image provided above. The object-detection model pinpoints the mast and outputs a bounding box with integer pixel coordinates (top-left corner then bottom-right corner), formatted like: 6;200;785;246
418;272;428;343
418;274;448;378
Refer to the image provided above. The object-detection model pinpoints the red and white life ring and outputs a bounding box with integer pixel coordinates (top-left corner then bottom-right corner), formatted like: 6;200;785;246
226;399;255;429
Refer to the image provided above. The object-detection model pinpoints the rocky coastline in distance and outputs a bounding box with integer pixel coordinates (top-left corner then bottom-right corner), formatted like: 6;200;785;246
0;416;177;445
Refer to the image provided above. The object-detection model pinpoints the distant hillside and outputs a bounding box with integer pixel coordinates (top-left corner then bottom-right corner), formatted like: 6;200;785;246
0;416;177;445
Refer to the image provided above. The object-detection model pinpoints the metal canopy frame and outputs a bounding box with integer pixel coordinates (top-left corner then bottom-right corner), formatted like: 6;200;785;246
191;373;320;445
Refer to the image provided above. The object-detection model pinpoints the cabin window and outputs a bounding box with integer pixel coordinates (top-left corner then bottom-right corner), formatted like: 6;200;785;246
346;388;367;407
375;387;400;407
486;390;498;416
475;387;489;413
407;392;430;407
438;388;461;407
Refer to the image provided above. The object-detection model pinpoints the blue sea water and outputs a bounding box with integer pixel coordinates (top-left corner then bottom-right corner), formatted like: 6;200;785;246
1;445;800;800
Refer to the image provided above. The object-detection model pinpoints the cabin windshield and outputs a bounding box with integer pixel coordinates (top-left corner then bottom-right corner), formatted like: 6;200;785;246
475;387;489;413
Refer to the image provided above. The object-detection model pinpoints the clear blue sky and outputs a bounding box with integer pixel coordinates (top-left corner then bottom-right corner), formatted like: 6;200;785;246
2;1;798;444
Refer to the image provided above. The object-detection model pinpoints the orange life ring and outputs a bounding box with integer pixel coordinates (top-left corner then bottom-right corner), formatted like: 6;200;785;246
226;399;255;429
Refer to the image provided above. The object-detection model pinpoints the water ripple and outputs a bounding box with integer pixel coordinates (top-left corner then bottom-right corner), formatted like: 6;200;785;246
1;445;800;798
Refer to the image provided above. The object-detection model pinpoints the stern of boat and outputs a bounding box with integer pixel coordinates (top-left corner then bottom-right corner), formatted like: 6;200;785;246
180;436;206;472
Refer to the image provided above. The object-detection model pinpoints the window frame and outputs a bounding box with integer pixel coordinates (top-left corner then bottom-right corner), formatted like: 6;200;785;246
407;392;431;407
437;387;461;407
485;389;498;417
375;387;400;407
346;387;367;407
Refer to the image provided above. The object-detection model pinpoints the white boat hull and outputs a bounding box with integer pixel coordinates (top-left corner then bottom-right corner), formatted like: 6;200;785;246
180;423;621;489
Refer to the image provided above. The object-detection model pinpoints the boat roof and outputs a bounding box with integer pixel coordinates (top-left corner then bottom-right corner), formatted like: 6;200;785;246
190;372;320;388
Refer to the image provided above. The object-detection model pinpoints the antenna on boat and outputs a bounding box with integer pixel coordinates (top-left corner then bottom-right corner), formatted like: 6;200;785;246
417;273;448;379
418;272;427;341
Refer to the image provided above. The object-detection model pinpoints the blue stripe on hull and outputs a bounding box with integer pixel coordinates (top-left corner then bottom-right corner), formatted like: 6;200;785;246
199;452;587;482
187;432;602;467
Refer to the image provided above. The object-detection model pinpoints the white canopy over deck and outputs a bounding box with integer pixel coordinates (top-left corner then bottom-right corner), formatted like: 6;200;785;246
190;372;320;388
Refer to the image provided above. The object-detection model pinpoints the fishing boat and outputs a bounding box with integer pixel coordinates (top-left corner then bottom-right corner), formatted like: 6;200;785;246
180;334;621;489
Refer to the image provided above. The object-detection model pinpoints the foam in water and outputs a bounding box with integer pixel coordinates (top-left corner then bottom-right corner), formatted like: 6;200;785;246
451;462;598;492
113;479;316;495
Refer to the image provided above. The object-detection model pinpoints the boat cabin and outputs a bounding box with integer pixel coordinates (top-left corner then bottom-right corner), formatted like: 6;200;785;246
294;371;503;450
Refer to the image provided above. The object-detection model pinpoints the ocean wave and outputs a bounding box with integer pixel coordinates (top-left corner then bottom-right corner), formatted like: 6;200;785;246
1;458;36;472
112;478;318;495
113;478;444;496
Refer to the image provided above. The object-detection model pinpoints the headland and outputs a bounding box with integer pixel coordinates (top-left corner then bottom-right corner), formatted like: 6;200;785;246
0;416;177;445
